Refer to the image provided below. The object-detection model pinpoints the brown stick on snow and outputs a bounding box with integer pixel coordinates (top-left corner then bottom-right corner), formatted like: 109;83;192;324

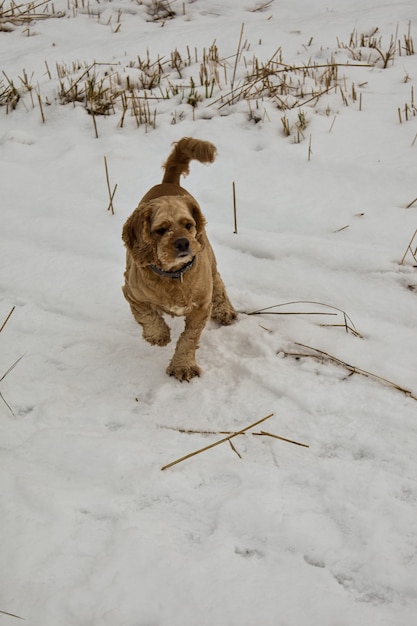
161;413;274;471
253;431;309;448
293;343;417;402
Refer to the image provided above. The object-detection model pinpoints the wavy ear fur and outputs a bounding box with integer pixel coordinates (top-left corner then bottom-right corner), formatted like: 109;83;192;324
122;204;157;266
184;197;207;244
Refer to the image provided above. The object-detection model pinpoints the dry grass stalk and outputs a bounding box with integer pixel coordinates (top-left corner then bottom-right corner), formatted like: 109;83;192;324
286;342;417;402
36;91;45;122
0;354;25;385
161;425;309;448
0;609;24;620
252;430;309;447
1;72;20;110
103;156;116;214
0;354;24;416
229;439;242;458
231;22;245;100
247;300;361;336
232;181;238;234
308;134;312;160
402;22;415;55
251;0;274;11
0;306;15;334
0;0;64;30
373;36;396;68
90;108;98;138
0;307;23;416
161;412;274;470
400;228;417;265
281;114;291;136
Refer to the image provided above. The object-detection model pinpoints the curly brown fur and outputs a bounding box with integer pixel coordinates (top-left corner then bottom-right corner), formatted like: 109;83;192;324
122;137;236;382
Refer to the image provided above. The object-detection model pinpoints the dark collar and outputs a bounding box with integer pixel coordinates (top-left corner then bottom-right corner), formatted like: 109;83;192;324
148;257;195;280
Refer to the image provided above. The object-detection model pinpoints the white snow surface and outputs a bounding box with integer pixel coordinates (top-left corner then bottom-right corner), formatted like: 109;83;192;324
1;0;417;624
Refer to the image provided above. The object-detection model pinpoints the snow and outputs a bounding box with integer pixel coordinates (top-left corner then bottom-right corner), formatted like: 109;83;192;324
1;0;417;624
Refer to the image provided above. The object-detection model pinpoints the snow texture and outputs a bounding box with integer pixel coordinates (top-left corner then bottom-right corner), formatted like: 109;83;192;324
1;0;417;624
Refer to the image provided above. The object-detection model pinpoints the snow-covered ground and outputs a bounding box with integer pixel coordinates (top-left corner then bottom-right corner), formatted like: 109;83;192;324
1;1;417;624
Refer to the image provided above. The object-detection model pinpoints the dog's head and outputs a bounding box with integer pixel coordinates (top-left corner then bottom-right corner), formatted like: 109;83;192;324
122;195;206;270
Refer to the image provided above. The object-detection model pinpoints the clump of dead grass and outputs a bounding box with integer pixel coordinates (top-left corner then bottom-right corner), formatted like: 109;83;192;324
0;0;64;33
1;12;414;138
337;23;415;67
0;72;19;110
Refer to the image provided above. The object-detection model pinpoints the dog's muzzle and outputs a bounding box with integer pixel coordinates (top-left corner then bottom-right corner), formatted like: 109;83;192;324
175;237;190;257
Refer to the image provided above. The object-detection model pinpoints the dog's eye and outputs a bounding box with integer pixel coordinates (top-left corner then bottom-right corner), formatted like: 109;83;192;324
185;223;193;231
155;227;167;236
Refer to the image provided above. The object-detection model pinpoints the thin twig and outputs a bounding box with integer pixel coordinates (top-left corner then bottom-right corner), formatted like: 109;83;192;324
0;307;15;334
161;413;274;470
0;392;15;417
231;22;245;97
107;184;117;214
0;354;25;384
229;439;242;458
400;229;417;265
104;156;116;214
160;426;236;435
91;108;98;138
0;610;25;620
250;311;337;316
291;343;417;402
406;197;417;208
232;181;238;234
37;92;45;123
252;430;309;448
247;300;360;336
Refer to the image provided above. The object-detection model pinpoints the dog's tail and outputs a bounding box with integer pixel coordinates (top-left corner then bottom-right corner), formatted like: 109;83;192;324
162;137;216;185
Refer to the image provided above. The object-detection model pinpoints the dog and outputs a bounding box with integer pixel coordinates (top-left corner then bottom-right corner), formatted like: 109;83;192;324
122;137;237;381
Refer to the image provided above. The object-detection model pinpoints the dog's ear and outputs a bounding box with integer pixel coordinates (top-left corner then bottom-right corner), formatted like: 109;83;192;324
185;198;206;242
122;204;157;265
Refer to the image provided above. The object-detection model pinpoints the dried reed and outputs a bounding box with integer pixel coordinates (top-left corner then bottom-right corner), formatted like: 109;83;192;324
103;156;116;214
247;301;361;336
400;229;417;265
161;412;274;470
0;610;25;620
285;343;417;402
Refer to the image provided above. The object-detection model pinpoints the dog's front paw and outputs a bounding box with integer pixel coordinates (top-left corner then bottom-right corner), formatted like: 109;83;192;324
142;321;171;346
166;361;201;382
212;306;237;326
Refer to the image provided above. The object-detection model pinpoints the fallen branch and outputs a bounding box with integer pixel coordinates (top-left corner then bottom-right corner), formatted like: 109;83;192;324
161;412;274;470
287;343;417;402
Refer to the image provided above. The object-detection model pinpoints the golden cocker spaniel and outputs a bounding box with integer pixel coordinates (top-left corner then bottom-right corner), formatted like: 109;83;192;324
122;138;237;381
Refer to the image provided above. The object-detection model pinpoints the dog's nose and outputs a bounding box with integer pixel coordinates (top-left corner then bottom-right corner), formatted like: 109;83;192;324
174;238;190;253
